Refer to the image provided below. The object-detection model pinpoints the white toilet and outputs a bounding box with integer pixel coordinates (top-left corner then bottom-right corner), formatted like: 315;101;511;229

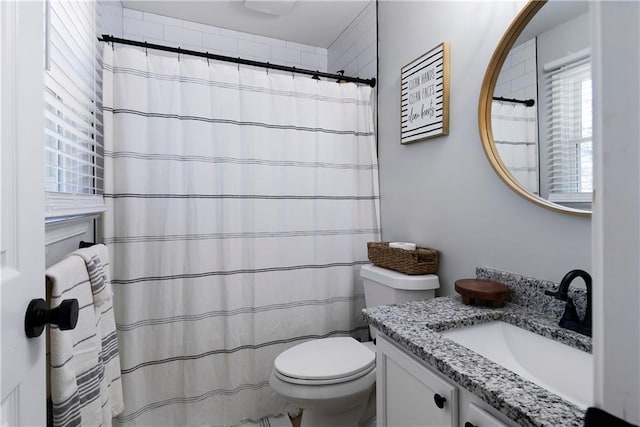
269;264;440;426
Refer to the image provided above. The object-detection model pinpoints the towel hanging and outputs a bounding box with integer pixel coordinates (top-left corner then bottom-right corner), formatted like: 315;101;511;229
46;244;123;427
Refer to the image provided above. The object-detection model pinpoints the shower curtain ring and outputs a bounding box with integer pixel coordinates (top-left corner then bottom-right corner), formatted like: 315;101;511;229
266;62;269;75
178;48;181;62
292;66;296;79
206;53;210;66
144;41;148;56
237;58;240;71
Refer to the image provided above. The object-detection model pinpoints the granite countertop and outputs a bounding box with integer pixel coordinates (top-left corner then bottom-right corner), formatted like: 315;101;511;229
362;296;592;427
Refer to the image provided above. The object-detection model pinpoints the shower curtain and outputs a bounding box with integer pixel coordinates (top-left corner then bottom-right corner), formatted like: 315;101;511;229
491;100;539;194
102;46;380;427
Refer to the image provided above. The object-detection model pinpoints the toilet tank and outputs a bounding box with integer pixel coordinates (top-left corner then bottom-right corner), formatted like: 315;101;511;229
360;264;440;338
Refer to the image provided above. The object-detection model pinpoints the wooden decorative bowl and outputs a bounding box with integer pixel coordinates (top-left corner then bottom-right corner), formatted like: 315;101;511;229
455;279;509;308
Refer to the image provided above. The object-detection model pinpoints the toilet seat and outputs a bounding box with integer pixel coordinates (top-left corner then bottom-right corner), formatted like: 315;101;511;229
273;337;375;386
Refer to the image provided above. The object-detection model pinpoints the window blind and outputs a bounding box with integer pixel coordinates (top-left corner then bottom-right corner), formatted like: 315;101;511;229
44;0;105;217
544;52;592;203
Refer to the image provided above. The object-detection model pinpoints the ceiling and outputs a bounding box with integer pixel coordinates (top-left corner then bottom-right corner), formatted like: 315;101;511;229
121;1;371;48
515;1;589;46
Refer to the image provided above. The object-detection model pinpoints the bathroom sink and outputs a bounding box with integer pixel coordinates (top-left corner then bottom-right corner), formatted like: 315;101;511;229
441;321;592;409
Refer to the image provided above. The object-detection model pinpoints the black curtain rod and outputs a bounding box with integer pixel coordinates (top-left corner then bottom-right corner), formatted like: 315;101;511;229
98;34;376;88
492;96;535;107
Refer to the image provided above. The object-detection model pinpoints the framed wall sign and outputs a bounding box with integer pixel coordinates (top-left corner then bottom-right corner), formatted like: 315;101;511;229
400;42;450;144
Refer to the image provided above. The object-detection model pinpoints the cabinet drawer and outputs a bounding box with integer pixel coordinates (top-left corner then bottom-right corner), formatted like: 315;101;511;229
464;402;509;427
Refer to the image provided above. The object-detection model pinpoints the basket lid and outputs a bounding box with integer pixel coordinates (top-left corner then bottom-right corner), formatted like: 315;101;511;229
360;264;440;290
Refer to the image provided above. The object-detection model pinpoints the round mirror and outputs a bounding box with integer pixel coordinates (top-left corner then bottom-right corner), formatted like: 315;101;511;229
479;0;592;216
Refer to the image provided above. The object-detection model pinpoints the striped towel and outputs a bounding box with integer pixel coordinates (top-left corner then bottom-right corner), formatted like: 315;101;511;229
72;244;124;420
46;244;124;427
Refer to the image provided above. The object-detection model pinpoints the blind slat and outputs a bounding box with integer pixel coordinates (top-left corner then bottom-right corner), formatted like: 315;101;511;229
544;54;593;197
45;0;103;201
45;70;94;114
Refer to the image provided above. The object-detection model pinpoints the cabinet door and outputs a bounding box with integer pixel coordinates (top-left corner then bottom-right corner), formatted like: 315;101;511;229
377;335;458;427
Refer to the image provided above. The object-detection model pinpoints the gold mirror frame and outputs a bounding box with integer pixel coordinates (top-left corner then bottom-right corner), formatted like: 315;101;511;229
478;0;591;217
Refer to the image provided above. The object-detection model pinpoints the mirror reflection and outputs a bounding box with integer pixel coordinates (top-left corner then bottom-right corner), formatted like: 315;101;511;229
491;1;591;211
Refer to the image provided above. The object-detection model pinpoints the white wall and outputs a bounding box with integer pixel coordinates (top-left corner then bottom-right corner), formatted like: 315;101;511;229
328;1;376;80
592;1;640;423
99;2;328;72
98;0;124;38
377;1;591;295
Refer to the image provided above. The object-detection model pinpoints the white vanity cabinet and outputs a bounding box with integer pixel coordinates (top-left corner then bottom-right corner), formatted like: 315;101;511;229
376;334;458;427
461;402;510;427
376;333;517;427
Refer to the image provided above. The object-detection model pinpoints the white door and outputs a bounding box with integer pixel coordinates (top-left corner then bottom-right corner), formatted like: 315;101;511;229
1;1;46;425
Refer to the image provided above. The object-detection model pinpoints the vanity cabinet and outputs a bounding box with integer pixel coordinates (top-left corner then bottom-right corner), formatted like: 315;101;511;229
461;402;509;427
376;334;458;427
376;333;516;427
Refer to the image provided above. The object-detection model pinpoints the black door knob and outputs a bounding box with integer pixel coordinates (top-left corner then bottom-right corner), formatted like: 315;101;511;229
25;298;79;338
433;393;447;409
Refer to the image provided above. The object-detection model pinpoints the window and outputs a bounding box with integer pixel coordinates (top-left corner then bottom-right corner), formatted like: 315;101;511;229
44;0;105;217
544;50;592;203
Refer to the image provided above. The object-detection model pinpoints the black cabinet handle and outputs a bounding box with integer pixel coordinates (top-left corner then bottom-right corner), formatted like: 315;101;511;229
25;298;79;338
433;393;447;409
465;422;477;427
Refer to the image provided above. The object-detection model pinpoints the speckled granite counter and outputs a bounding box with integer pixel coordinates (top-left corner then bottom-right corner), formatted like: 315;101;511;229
362;296;591;427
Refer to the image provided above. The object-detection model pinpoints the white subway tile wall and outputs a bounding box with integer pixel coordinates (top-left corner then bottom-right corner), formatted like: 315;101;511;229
98;3;328;72
494;38;537;102
328;1;376;80
98;1;124;38
493;38;539;194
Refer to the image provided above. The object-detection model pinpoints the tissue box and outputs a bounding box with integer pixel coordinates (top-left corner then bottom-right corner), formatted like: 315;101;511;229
366;242;439;275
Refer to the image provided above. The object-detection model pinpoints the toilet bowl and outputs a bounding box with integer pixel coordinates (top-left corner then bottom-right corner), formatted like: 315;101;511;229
270;338;376;426
270;264;440;426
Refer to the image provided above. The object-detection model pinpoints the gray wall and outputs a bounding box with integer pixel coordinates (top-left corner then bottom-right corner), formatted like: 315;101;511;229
377;1;591;295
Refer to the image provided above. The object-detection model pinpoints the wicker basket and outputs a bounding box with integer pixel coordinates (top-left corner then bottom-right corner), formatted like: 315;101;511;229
367;242;439;275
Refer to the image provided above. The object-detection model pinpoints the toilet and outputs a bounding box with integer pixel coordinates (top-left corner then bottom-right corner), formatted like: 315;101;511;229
269;264;440;426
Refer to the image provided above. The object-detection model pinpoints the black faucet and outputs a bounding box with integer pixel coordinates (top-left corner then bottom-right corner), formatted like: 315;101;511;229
545;269;592;337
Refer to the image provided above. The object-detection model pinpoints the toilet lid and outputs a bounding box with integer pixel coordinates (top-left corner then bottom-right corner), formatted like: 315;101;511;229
274;337;375;382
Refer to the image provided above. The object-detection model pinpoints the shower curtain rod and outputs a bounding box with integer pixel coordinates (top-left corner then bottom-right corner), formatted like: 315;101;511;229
98;34;377;87
492;96;535;107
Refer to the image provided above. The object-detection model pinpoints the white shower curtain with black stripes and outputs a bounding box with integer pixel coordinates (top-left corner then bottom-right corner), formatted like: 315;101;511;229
102;46;380;427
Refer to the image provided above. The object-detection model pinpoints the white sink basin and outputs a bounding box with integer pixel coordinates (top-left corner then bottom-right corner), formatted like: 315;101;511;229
441;321;592;409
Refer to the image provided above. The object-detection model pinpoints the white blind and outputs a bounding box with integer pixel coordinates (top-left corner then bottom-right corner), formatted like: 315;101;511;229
545;53;592;203
44;0;105;217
